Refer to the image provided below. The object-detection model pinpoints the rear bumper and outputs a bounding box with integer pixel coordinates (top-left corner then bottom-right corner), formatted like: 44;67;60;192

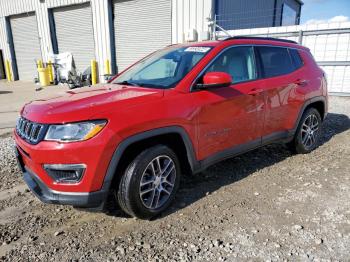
23;168;108;209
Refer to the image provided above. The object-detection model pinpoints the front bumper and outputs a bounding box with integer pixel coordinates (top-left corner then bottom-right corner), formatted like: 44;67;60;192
23;168;107;208
14;140;111;209
13;129;117;193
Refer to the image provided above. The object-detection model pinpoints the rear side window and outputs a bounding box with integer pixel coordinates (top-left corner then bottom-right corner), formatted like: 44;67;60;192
257;46;294;78
289;49;304;69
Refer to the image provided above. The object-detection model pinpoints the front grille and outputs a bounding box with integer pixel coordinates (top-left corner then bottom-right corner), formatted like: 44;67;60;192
16;117;46;144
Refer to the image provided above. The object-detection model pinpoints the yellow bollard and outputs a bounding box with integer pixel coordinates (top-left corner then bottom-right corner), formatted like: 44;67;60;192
91;60;97;85
48;60;54;83
5;60;12;82
37;60;43;69
37;67;50;87
104;59;111;75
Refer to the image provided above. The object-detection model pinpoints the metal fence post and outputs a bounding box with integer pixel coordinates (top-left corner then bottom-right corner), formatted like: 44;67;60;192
213;14;217;40
298;30;303;44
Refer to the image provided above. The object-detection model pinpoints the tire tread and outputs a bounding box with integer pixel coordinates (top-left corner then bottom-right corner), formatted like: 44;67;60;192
117;145;180;219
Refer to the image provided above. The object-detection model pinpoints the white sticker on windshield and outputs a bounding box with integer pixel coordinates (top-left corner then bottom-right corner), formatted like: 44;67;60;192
184;47;211;53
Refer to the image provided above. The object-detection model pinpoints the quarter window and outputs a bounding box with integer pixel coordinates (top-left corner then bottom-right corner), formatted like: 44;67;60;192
289;49;304;69
258;46;295;78
205;46;257;83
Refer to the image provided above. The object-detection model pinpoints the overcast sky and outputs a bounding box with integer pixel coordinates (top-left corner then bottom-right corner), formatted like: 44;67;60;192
300;0;350;24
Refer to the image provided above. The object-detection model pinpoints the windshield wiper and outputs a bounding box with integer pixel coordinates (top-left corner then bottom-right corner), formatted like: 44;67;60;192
114;80;138;86
137;83;166;89
114;80;166;89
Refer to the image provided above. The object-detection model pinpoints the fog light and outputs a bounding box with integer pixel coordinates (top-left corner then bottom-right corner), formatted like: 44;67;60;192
43;164;86;183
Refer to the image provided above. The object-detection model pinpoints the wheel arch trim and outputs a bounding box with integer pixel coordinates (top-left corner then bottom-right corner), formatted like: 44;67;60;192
100;126;199;194
292;96;327;134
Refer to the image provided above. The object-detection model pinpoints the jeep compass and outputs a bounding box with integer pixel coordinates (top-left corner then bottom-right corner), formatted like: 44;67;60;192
14;37;328;219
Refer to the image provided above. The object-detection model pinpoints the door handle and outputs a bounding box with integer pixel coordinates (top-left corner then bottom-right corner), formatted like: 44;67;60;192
248;88;264;95
295;79;308;86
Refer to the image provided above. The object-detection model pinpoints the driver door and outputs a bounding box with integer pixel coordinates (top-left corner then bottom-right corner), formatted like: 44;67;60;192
193;46;265;161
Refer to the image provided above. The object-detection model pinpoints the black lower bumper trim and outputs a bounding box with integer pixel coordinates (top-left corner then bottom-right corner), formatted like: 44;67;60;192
23;169;108;209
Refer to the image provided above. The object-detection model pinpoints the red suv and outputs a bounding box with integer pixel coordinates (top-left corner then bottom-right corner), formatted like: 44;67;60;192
14;37;328;219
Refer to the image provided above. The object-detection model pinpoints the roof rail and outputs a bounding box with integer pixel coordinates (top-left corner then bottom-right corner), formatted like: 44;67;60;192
224;36;298;44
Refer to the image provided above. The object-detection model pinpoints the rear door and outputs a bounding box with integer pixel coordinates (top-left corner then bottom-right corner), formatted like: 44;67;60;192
256;46;304;141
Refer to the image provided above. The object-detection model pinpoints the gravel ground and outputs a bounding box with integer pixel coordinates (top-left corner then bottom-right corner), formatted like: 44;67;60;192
0;96;349;261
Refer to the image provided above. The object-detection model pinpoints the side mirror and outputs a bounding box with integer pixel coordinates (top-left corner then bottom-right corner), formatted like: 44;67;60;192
197;72;232;89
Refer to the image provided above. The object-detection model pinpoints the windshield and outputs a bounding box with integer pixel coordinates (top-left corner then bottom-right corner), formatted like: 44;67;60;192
112;46;213;89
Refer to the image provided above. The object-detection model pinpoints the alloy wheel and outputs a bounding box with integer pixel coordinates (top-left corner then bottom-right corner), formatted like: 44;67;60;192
301;113;319;149
139;155;176;210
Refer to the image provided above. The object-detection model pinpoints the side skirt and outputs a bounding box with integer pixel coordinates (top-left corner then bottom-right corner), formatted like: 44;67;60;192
195;130;294;173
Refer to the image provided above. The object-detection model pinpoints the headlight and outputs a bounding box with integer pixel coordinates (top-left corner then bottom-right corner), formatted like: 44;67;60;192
44;120;107;142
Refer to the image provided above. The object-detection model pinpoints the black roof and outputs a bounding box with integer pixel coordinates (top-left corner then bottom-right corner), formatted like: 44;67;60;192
224;36;298;44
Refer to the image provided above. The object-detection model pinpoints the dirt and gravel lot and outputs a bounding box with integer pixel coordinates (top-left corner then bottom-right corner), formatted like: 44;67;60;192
0;96;349;261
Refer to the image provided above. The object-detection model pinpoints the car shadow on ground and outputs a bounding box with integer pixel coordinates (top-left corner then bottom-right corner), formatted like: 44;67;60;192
162;112;350;219
0;91;12;94
106;113;350;219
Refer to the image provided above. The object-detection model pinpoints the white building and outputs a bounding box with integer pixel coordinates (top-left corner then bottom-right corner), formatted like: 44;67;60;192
0;0;213;82
0;0;348;95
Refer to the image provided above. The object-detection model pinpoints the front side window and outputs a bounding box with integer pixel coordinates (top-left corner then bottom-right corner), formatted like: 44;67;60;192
112;46;213;89
258;46;294;78
204;46;257;83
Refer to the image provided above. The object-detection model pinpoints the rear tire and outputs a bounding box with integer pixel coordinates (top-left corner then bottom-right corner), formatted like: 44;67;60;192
117;145;181;219
287;108;322;154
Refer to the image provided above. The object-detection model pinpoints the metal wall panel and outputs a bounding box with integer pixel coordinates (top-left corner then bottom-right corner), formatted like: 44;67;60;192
0;0;37;67
276;0;301;26
53;3;95;73
172;0;212;43
47;0;90;9
91;0;111;78
215;0;301;30
10;13;42;80
215;0;275;30
0;18;11;62
0;0;36;17
113;0;172;72
0;0;213;82
0;0;119;81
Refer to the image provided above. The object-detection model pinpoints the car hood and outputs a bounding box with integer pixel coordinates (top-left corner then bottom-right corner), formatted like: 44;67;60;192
21;85;164;123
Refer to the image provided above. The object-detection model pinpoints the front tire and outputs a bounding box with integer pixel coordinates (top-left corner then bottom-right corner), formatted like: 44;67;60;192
288;108;322;154
117;145;181;219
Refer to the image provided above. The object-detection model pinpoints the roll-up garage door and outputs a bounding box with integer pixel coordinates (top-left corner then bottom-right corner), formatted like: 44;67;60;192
53;3;95;73
10;13;42;81
0;50;5;80
113;0;171;72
